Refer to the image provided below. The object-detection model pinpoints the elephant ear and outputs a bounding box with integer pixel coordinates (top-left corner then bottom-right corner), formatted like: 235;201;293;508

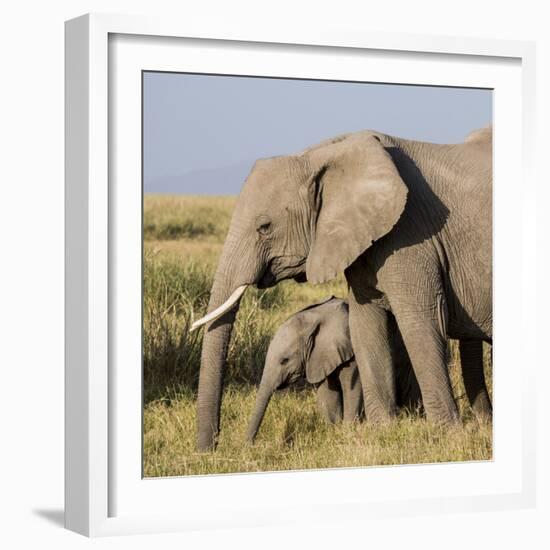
304;134;408;284
303;301;354;384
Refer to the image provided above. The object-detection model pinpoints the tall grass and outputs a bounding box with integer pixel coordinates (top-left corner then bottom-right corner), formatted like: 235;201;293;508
143;194;493;476
143;253;210;402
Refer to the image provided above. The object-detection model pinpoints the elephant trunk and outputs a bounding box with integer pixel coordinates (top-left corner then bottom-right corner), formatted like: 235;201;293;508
247;378;277;443
196;273;243;451
195;228;261;451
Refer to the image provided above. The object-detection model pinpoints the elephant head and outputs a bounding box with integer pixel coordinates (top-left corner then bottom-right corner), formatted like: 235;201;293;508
246;297;353;442
192;132;408;450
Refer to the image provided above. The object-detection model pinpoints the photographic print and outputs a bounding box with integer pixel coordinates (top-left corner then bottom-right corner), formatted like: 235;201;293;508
142;72;493;477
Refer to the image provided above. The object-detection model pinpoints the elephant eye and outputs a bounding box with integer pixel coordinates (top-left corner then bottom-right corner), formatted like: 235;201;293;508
280;357;289;365
257;222;272;236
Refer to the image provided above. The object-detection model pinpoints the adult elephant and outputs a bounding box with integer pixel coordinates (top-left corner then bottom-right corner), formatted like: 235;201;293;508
191;127;492;450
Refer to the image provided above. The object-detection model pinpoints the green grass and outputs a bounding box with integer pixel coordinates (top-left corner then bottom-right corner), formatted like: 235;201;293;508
143;194;493;476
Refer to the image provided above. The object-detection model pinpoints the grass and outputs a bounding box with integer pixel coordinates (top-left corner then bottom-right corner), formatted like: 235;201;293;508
143;194;493;476
144;388;491;477
144;194;236;241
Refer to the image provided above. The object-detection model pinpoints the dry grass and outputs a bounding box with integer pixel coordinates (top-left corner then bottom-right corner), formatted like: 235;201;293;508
143;194;493;476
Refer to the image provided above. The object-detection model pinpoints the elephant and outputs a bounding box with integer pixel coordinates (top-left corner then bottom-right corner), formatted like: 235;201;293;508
191;127;493;450
247;296;422;442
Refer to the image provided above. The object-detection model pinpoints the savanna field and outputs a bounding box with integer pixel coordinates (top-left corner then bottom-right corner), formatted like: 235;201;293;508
143;194;492;477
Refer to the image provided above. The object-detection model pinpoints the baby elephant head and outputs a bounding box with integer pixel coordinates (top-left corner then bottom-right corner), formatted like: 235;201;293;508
246;297;353;442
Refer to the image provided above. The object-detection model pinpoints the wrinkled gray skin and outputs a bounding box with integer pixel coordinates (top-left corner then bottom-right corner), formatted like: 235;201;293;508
196;127;492;450
247;297;421;442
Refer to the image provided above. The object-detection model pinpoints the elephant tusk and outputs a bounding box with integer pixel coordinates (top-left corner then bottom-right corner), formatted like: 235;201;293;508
190;284;248;332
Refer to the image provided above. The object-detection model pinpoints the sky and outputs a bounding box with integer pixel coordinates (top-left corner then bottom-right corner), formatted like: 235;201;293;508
143;72;492;195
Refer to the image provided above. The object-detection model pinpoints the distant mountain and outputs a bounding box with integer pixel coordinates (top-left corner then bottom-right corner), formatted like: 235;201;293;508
144;160;256;195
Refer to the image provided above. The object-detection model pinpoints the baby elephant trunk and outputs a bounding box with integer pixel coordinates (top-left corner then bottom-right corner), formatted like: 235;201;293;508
246;382;276;443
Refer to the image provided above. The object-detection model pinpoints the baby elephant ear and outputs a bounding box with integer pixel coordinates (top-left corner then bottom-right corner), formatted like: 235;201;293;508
303;302;354;384
305;135;408;284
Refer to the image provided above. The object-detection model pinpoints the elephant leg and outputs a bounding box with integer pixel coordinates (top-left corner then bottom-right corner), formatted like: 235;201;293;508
315;376;343;423
459;340;492;421
394;312;459;424
348;297;397;422
338;361;364;421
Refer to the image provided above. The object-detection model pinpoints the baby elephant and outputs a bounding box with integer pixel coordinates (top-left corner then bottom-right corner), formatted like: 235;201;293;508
246;296;420;442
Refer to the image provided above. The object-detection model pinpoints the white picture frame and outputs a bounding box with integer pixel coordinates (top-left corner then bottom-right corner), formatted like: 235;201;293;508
65;13;537;537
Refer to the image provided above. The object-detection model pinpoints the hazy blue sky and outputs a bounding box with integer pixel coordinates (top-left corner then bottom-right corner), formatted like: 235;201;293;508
143;72;492;195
